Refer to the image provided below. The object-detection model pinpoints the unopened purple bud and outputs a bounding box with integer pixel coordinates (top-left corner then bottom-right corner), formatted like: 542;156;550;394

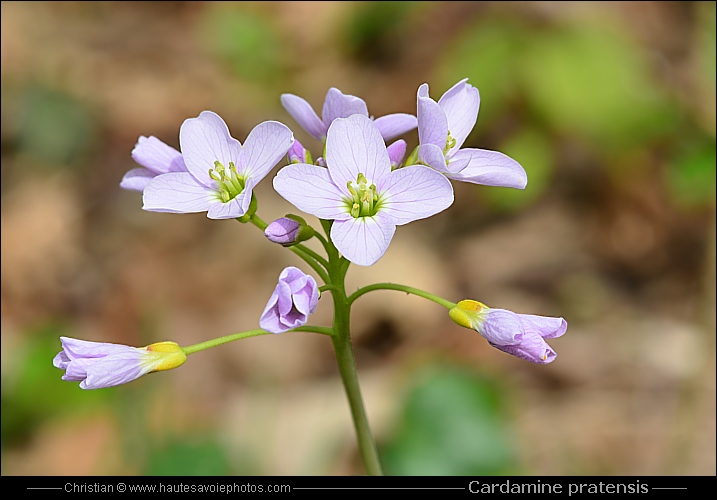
264;216;315;246
288;139;312;164
387;139;407;168
265;217;301;245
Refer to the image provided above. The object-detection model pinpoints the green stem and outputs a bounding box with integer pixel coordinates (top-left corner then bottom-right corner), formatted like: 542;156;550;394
326;241;383;476
347;282;457;309
181;326;334;355
294;243;329;269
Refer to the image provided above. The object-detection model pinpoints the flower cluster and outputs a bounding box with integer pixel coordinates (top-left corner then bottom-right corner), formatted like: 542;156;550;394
55;79;566;394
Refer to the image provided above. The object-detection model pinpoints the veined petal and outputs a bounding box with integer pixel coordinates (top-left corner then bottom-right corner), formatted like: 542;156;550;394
273;163;349;219
179;111;242;187
447;148;527;189
331;212;396;266
380;165;454;225
517;314;567;339
480;309;524;346
131;136;186;175
325;115;391;189
490;332;557;364
240;121;294;181
143;173;217;214
437;79;480;150
322;88;369;126
373;113;418;141
80;353;152;389
120;168;156;192
443;148;472;174
280;93;327;141
207;178;255;219
417;84;448;148
59;337;134;359
417;143;449;173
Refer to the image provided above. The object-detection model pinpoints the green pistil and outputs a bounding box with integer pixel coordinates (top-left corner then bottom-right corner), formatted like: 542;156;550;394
444;131;457;155
345;172;381;218
209;160;245;202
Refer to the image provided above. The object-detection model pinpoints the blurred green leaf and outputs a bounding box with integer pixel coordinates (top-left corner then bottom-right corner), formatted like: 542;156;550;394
520;25;677;152
17;87;96;167
146;439;231;476
200;6;283;84
382;366;518;475
439;21;523;129
1;324;111;449
665;139;716;209
481;128;555;212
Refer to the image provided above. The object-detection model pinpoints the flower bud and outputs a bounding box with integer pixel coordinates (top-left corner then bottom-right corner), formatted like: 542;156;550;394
449;300;567;364
387;139;407;169
288;139;312;164
264;215;315;246
53;337;187;389
260;266;319;333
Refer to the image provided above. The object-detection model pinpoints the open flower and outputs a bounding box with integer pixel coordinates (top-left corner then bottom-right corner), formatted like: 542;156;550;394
417;79;527;189
449;300;567;364
120;136;187;192
53;337;187;389
281;87;417;143
260;266;319;333
274;114;454;266
142;111;293;219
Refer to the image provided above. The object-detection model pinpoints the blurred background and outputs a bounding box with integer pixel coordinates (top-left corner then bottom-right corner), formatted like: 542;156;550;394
1;1;715;476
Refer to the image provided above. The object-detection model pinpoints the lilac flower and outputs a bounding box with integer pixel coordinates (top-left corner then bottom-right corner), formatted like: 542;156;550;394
260;266;319;333
264;216;314;246
53;337;187;389
142;111;293;219
449;300;567;364
120;136;187;192
417;79;527;189
281;87;417;143
273;114;454;266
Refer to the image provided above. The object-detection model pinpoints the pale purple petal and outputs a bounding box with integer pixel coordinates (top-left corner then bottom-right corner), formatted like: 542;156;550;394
373;113;418;141
58;337;137;359
517;314;568;339
386;140;407;168
490;331;557;364
281;93;328;141
206;178;255;219
120;168;156;192
265;217;301;245
437;79;480;150
325;115;391;189
331;212;396;266
52;350;71;369
143;173;217;214
79;353;151;389
321;88;369;126
479;309;524;346
447;148;527;189
417;143;449;173
379;165;454;225
131;136;186;175
417;84;448;148
179;111;242;187
273;163;349;219
443;148;472;173
240;121;294;181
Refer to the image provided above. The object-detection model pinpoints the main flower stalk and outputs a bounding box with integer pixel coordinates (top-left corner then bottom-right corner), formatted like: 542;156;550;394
321;219;383;476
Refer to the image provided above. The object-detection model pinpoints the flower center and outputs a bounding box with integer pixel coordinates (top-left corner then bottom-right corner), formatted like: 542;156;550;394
345;173;381;218
443;131;457;155
209;161;245;202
